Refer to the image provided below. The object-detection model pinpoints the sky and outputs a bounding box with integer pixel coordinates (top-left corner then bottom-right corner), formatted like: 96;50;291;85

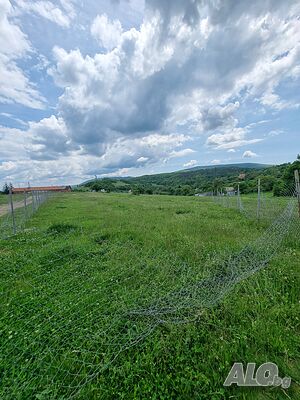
0;0;299;187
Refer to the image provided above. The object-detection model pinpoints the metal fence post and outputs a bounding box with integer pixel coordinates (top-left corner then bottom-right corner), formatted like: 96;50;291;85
31;190;35;212
24;190;27;220
9;185;16;235
295;170;300;218
237;184;242;212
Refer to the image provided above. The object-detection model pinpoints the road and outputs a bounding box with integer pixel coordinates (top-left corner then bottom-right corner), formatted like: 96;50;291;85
0;198;33;217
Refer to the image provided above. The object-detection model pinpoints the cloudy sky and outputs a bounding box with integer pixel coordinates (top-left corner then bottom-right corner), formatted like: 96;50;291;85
0;0;299;186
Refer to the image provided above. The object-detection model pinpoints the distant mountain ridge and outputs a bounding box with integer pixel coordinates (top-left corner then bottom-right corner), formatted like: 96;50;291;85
182;162;271;172
81;163;272;186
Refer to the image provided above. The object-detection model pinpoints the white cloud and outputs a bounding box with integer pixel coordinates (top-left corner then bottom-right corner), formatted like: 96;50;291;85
206;128;263;149
91;14;123;50
207;129;245;147
0;0;45;108
210;159;221;165
268;129;284;136
0;125;28;161
169;148;195;158
183;159;198;168
27;115;72;160
0;156;84;186
0;0;29;56
228;148;236;153
15;0;75;27
137;156;148;163
243;150;258;158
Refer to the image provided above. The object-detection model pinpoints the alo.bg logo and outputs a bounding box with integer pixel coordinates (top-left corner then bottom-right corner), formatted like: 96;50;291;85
224;362;291;389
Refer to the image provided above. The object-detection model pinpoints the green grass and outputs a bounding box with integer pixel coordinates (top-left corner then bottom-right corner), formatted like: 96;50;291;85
0;194;11;206
0;194;24;205
0;192;299;399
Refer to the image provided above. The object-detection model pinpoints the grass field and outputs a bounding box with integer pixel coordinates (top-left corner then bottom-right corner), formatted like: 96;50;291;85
0;193;24;206
0;194;7;205
0;192;299;399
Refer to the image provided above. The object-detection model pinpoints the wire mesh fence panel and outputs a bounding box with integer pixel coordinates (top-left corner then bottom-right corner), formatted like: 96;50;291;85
0;190;51;240
213;180;296;223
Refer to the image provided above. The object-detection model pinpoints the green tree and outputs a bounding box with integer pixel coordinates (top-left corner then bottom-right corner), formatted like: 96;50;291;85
132;185;145;195
260;175;276;192
212;178;223;193
273;179;285;197
91;183;101;192
283;156;300;187
181;185;193;196
2;182;9;194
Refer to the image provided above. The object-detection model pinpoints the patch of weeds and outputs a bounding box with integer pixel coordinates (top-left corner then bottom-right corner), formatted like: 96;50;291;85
175;209;191;215
93;233;111;245
47;223;78;235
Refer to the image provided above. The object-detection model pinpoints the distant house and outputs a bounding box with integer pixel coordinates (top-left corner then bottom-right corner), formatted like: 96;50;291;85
195;192;213;197
12;185;72;193
225;187;235;196
238;173;246;180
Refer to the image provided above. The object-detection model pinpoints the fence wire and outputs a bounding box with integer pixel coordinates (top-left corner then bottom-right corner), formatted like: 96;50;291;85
0;182;299;398
0;190;51;239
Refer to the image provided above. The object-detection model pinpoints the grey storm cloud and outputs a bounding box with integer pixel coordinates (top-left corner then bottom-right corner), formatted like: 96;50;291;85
84;133;191;174
146;0;202;30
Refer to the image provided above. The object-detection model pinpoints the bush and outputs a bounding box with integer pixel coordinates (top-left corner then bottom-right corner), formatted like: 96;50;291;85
273;180;285;196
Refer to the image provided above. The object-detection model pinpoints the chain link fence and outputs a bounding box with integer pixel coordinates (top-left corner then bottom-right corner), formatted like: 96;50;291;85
0;188;51;239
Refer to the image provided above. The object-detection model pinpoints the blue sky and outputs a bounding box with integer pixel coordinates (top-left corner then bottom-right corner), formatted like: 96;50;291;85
0;0;299;186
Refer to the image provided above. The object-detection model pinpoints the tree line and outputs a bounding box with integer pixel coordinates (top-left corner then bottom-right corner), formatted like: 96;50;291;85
78;156;300;197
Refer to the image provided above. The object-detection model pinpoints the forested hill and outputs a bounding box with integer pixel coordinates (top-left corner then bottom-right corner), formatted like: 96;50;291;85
127;163;270;186
81;159;300;196
178;162;269;172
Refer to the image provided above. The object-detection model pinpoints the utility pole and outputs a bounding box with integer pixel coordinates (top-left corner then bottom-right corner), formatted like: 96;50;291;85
295;170;300;218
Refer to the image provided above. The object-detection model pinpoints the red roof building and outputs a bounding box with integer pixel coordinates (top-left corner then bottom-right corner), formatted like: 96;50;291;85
12;186;71;193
